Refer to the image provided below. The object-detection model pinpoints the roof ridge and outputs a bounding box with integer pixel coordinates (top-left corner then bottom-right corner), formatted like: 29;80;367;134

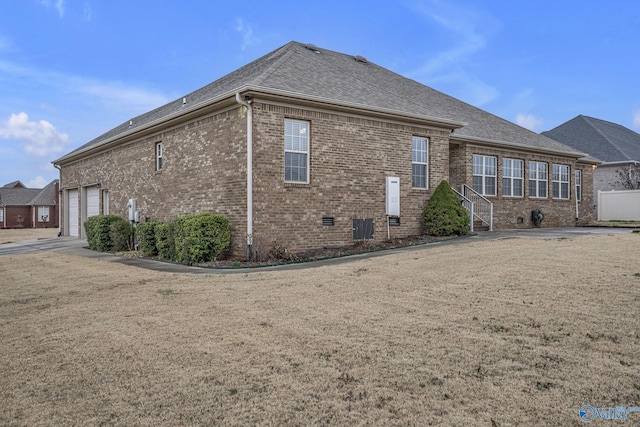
250;44;297;87
582;116;633;161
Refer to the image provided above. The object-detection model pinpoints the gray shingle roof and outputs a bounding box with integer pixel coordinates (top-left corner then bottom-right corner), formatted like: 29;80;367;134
2;180;26;188
0;179;58;206
30;179;58;206
55;41;585;163
542;115;640;163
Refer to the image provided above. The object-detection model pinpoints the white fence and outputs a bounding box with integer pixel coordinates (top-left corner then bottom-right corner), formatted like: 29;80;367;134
598;190;640;221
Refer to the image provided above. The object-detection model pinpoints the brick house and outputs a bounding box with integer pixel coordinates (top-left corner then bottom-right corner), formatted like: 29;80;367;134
53;41;596;258
0;180;59;229
543;115;640;196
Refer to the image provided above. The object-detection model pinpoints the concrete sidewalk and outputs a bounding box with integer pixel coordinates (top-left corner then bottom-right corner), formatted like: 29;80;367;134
1;227;636;274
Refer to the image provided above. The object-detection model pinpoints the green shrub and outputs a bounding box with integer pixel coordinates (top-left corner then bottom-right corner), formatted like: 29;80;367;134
110;218;134;252
173;213;231;265
422;180;470;237
85;215;130;252
155;222;175;260
136;221;160;256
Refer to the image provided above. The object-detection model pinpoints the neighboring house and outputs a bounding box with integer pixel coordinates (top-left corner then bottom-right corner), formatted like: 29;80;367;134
543;115;640;194
53;41;596;257
0;180;59;229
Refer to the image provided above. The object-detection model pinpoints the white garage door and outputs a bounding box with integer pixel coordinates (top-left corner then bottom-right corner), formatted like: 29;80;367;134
86;187;100;218
68;189;79;237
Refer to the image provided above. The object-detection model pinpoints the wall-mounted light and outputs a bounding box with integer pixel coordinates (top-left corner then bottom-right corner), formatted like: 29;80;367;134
58;189;63;195
96;183;101;189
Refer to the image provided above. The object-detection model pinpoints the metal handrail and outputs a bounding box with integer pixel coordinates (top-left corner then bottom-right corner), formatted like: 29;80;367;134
461;184;493;231
452;187;475;232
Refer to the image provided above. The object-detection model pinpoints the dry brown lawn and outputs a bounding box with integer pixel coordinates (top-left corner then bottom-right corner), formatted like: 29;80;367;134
0;228;58;244
1;234;639;426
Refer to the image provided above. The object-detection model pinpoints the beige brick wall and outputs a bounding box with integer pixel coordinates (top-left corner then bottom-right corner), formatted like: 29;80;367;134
59;99;595;259
448;143;596;228
60;107;249;255
250;102;451;254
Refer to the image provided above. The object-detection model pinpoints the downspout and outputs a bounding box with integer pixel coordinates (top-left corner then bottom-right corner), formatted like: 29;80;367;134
54;163;62;236
235;93;253;261
574;170;579;222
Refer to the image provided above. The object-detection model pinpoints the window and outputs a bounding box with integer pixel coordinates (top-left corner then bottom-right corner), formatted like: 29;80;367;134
155;142;163;171
0;208;3;222
553;164;570;199
472;155;496;196
529;161;548;198
412;136;428;188
103;190;110;215
502;158;524;197
575;170;582;201
38;206;50;222
284;119;309;183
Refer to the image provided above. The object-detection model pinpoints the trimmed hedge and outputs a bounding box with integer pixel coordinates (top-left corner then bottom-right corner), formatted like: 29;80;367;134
173;213;230;265
136;221;160;256
85;215;133;252
423;180;470;237
155;222;175;261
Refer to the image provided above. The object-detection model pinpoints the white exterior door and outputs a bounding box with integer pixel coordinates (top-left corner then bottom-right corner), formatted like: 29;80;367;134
67;189;79;237
86;187;100;218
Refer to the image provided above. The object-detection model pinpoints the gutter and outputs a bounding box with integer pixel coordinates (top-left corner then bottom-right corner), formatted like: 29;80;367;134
52;84;467;166
235;92;253;261
54;164;62;236
453;134;589;159
597;160;640;166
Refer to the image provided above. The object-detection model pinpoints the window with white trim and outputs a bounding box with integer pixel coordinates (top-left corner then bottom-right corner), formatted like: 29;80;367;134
575;170;582;201
103;190;110;215
155;142;163;171
412;136;428;188
529;161;548;198
502;158;524;197
38;206;50;222
284;119;309;183
472;155;496;196
0;208;3;222
553;164;570;199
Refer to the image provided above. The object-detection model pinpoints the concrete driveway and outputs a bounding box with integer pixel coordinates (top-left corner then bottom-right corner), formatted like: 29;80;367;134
0;227;635;273
0;236;92;257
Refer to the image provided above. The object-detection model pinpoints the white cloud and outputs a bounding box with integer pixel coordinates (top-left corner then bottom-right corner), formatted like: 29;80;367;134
55;0;65;17
40;0;65;17
516;113;544;132
634;109;640;130
235;18;260;51
0;112;70;157
83;1;92;21
407;1;500;106
27;176;49;189
75;80;169;113
0;59;169;117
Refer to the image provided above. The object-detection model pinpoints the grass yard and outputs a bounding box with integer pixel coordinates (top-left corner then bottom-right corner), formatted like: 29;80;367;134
1;233;639;426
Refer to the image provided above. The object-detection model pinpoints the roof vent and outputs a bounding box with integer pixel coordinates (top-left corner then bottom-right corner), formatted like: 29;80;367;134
182;97;187;105
128;120;133;127
305;43;320;53
354;55;368;63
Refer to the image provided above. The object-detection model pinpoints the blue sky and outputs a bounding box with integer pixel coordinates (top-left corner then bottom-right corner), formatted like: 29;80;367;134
1;0;639;188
